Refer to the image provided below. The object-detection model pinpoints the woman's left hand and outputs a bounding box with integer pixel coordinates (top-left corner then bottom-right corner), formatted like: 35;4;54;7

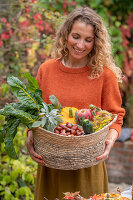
96;129;119;161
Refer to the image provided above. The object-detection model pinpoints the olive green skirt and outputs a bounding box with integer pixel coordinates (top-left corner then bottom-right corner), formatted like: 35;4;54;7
34;161;108;200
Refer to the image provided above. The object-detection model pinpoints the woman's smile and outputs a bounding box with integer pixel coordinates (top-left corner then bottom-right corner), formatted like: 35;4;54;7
66;20;94;66
72;47;85;53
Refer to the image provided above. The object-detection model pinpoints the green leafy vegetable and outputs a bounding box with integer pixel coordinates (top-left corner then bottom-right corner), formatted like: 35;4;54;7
5;118;20;159
0;73;62;159
1;104;37;128
32;102;63;132
49;94;62;111
24;73;39;92
0;129;6;143
7;75;40;109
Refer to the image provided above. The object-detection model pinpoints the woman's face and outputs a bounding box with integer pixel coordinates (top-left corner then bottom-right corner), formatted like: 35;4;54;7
66;20;94;62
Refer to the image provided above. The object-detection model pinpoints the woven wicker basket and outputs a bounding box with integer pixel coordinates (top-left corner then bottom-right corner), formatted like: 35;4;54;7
32;114;117;170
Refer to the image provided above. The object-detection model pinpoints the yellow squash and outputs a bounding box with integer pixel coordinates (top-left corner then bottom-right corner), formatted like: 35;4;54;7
60;107;78;124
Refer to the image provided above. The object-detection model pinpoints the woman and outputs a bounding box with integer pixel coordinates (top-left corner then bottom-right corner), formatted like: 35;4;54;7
26;6;125;200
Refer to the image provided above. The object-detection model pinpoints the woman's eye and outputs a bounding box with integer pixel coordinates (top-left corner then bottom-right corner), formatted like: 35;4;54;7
72;36;79;39
86;40;92;43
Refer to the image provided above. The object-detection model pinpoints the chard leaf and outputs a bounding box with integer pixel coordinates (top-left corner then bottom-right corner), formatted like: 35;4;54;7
34;89;43;105
49;95;62;111
0;103;28;115
5;136;18;159
24;73;43;105
24;72;39;92
7;118;20;138
14;102;38;111
7;76;25;89
7;76;39;109
5;119;20;159
0;129;6;143
9;102;39;116
5;116;17;130
3;104;37;126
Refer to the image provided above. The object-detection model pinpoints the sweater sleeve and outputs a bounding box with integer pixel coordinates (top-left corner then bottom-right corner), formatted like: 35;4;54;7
101;68;125;137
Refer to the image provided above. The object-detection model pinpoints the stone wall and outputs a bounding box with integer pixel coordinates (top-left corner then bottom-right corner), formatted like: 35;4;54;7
106;140;133;184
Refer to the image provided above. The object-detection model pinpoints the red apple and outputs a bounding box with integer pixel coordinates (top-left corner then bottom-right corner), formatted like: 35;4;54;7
76;109;92;120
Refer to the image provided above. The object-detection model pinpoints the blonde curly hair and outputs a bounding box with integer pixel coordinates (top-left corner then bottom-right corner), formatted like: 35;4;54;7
52;6;122;82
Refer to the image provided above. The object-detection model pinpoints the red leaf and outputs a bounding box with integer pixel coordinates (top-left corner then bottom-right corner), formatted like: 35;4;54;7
39;26;44;31
9;30;13;37
21;20;27;27
121;26;131;38
25;8;30;13
122;38;129;47
33;13;42;20
1;17;7;23
126;14;133;28
6;22;11;29
71;1;77;6
0;40;3;47
1;32;10;40
37;20;43;25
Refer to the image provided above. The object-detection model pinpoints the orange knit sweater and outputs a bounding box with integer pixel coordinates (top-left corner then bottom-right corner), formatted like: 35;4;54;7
36;58;125;136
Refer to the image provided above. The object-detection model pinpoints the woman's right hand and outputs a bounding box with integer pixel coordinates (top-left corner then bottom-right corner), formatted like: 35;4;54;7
26;130;45;165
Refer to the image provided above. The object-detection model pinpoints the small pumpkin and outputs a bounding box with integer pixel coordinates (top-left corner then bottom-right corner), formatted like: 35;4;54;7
60;107;78;124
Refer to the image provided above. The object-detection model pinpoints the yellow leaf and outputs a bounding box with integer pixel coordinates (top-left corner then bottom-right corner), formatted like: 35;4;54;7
38;48;46;55
44;43;52;56
32;42;39;50
28;49;35;56
0;63;4;69
19;16;26;23
27;58;37;68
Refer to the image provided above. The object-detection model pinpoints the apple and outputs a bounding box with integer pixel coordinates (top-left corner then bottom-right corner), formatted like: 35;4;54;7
76;109;92;120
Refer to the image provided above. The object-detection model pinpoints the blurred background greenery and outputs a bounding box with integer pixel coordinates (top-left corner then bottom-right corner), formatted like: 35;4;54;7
0;0;133;199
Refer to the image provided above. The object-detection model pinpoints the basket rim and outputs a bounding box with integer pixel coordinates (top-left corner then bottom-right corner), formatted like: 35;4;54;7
32;114;117;138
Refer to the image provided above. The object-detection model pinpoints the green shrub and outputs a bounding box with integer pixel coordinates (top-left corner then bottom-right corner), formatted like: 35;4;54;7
0;126;37;200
